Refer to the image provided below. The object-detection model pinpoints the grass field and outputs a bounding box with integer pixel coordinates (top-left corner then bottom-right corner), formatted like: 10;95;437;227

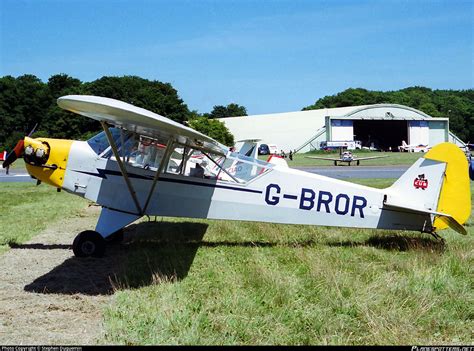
102;179;474;345
1;180;473;345
259;151;423;167
0;183;88;254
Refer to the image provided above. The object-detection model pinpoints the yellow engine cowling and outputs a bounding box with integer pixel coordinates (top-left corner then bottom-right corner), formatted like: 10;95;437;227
24;137;73;188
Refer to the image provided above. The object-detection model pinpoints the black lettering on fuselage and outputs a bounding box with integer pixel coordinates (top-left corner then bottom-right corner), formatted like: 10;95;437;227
299;188;315;210
266;184;367;218
297;188;367;218
334;194;350;215
351;196;367;218
265;184;281;205
316;191;332;213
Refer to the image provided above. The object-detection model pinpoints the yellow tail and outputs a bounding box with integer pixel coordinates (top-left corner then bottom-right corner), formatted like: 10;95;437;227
425;143;471;231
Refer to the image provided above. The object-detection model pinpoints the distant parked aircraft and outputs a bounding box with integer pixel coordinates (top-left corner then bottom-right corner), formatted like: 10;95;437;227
398;140;430;153
305;150;388;166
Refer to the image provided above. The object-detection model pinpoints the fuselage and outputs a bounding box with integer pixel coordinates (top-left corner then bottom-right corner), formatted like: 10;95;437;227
24;136;428;234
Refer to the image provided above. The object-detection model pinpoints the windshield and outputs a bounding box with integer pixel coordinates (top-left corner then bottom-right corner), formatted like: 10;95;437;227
87;130;273;183
215;152;273;183
87;129;119;155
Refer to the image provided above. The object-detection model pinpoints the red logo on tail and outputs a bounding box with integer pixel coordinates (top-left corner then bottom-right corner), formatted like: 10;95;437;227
414;174;428;190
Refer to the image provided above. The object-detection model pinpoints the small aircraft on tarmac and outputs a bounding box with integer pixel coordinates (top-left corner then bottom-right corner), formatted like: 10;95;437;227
398;140;430;153
3;95;471;257
305;150;388;166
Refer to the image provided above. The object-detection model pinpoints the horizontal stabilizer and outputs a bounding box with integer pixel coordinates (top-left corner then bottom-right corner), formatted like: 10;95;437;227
384;203;467;235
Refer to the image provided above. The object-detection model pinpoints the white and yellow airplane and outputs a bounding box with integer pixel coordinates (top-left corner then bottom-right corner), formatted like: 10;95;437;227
398;140;430;153
3;95;471;257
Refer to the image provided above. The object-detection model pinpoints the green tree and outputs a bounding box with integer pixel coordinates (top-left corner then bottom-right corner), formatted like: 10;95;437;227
42;74;92;139
206;103;247;118
84;76;191;123
0;75;49;150
188;116;234;146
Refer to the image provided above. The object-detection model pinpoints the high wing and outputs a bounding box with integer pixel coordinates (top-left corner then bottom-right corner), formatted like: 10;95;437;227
57;95;229;156
354;155;389;161
305;156;343;161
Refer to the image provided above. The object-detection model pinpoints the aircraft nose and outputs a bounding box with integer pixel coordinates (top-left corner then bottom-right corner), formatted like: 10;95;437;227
23;137;50;166
24;137;74;188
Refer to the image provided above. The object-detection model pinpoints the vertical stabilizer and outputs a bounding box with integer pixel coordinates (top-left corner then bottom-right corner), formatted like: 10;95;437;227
385;143;470;234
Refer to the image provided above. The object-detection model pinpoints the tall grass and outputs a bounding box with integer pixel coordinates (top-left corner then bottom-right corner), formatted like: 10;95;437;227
1;180;471;344
102;179;474;345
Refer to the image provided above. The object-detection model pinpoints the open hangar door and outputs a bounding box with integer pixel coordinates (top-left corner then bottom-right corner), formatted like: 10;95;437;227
353;120;408;151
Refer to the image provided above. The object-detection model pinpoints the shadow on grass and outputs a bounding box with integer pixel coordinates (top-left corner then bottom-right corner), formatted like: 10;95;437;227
24;221;209;296
9;243;71;250
327;233;446;252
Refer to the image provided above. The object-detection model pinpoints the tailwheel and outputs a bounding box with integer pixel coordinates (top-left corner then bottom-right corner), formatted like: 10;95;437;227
72;230;106;258
429;231;446;244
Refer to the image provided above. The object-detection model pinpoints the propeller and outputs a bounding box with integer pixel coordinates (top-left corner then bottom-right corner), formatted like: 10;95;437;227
2;124;38;169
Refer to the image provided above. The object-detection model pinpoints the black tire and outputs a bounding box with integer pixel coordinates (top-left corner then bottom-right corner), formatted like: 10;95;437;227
106;228;124;243
72;230;106;258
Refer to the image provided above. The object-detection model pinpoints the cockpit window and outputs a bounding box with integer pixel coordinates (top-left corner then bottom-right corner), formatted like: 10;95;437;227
218;152;273;183
102;131;136;160
164;147;273;183
131;136;168;170
87;129;116;155
87;130;273;184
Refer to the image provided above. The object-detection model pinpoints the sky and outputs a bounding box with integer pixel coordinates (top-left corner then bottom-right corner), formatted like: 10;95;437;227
0;0;472;115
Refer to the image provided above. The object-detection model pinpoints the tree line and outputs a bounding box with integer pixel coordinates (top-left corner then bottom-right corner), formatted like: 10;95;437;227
1;75;472;151
0;74;245;150
303;87;474;142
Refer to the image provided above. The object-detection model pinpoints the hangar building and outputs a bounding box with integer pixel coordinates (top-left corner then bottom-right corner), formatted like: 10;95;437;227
219;104;465;153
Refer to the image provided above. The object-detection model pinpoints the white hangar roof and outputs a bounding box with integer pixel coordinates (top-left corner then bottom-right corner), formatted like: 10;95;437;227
219;104;445;151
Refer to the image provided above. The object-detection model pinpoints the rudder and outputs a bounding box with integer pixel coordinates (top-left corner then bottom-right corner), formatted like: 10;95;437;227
425;143;471;230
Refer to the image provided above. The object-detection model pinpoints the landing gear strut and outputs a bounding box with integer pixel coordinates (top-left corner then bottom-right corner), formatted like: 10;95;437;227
72;230;106;257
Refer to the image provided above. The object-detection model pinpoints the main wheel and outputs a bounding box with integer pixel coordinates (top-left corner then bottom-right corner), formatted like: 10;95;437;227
72;230;106;258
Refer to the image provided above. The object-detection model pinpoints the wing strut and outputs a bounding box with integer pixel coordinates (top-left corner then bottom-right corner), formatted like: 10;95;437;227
142;137;175;214
101;122;143;215
201;150;242;183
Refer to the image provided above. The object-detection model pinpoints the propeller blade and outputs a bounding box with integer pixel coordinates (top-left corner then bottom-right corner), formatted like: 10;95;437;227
27;123;38;137
2;139;24;168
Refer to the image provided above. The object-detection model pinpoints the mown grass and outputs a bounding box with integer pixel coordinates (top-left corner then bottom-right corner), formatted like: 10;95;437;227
1;180;471;344
102;179;474;345
0;183;88;253
260;151;422;167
